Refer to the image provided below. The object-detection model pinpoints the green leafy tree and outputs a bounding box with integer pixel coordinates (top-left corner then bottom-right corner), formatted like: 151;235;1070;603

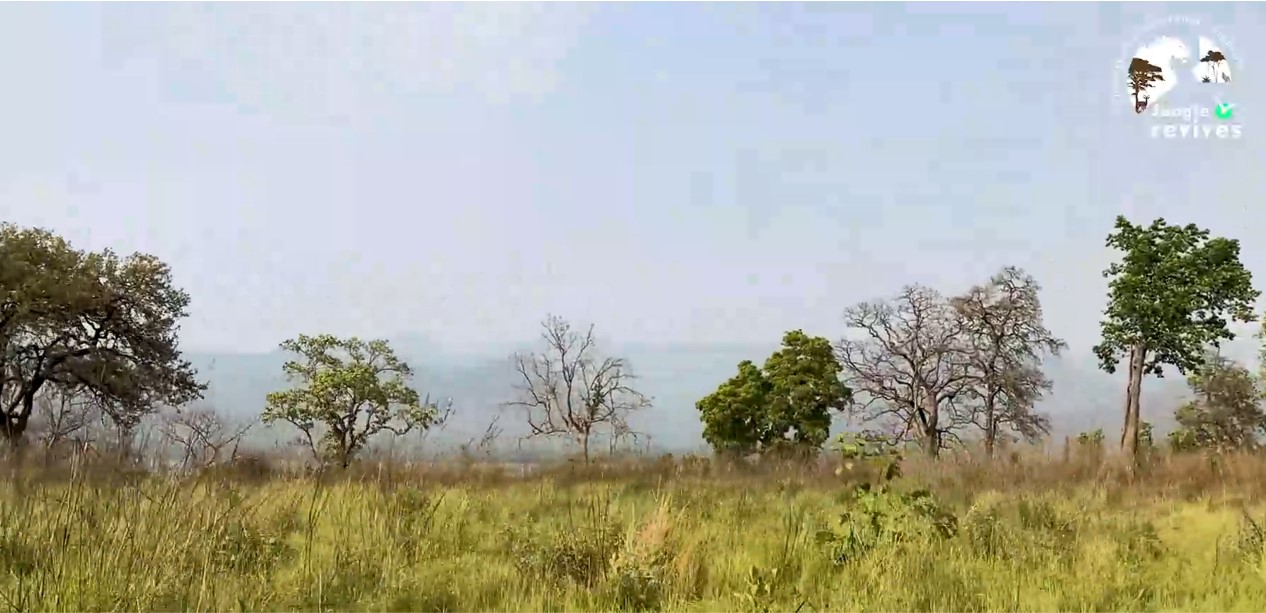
695;360;769;456
1168;354;1264;452
0;224;205;449
1094;216;1259;463
263;334;440;468
696;330;851;457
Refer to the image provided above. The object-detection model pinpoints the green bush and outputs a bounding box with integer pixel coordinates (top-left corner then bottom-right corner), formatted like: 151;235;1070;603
815;483;957;564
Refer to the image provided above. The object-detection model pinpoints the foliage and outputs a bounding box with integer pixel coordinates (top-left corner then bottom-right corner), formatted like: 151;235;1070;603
262;334;439;468
815;482;958;565
696;330;851;456
1094;216;1259;458
1095;217;1259;377
0;224;205;447
606;503;678;612
831;432;902;482
3;454;1266;610
1168;354;1265;452
816;440;955;566
1139;421;1155;453
507;315;651;462
1233;510;1266;565
1077;428;1106;448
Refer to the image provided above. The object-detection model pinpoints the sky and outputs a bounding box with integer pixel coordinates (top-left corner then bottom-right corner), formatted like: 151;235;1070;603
2;2;1264;366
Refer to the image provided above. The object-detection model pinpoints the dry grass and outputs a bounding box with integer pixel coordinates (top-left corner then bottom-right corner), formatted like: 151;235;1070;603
1;446;1265;611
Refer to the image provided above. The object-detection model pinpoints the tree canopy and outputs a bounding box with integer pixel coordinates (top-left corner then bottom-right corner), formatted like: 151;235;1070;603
0;223;205;447
262;334;441;468
1168;353;1264;452
1094;216;1259;459
697;330;850;457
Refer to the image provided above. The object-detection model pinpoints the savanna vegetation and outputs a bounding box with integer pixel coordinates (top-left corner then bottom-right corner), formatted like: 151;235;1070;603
3;216;1266;612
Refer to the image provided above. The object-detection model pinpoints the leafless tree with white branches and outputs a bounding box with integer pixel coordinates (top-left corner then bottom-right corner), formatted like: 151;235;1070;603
506;315;651;463
160;406;256;471
951;267;1065;456
836;285;975;457
30;388;97;451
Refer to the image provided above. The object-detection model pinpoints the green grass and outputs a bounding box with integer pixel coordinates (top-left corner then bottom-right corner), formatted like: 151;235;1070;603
2;454;1266;612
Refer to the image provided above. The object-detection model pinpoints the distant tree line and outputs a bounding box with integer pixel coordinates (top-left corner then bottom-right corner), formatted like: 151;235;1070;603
695;216;1264;466
2;214;1264;469
698;267;1064;459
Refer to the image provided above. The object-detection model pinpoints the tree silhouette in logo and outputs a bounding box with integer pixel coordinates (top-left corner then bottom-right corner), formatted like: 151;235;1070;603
1199;50;1228;83
1128;57;1164;113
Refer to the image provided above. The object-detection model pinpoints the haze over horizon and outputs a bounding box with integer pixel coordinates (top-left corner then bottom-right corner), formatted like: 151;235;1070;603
3;3;1266;446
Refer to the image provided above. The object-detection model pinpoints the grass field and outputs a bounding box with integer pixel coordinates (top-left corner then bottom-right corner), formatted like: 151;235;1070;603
2;451;1266;612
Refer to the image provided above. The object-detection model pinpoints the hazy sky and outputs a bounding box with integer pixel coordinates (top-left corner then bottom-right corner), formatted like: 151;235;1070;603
2;3;1263;362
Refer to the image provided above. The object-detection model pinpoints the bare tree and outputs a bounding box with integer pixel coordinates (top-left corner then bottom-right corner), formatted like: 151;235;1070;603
96;399;147;462
607;418;648;455
458;413;503;462
160;406;256;471
951;267;1065;456
506;315;651;463
836;285;974;457
29;388;97;452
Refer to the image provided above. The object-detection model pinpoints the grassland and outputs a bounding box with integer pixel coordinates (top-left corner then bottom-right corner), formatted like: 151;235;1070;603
2;450;1266;612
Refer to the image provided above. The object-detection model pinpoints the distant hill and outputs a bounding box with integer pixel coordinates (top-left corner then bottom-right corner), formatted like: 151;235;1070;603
184;338;1193;454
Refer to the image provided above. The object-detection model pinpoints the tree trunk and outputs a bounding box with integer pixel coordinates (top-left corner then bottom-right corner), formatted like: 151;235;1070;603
579;431;591;464
1;388;38;450
337;437;353;469
0;413;29;466
921;394;940;458
983;397;997;458
1119;344;1146;463
0;413;28;449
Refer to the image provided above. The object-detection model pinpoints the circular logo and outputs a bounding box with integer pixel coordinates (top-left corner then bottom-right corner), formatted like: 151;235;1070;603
1110;14;1243;142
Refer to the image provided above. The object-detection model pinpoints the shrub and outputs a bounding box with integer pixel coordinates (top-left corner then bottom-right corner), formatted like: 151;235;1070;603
815;483;957;564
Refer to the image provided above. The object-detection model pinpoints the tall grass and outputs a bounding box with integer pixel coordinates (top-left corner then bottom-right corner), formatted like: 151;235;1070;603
1;448;1266;611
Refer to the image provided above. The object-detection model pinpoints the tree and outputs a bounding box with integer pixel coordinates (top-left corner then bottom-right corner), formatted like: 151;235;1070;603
837;285;974;457
696;330;851;457
161;406;256;471
1128;57;1164;112
1168;354;1264;452
507;316;650;463
29;387;97;453
0;224;206;449
951;267;1065;456
1200;50;1228;83
262;334;440;469
696;360;769;457
1094;216;1259;463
